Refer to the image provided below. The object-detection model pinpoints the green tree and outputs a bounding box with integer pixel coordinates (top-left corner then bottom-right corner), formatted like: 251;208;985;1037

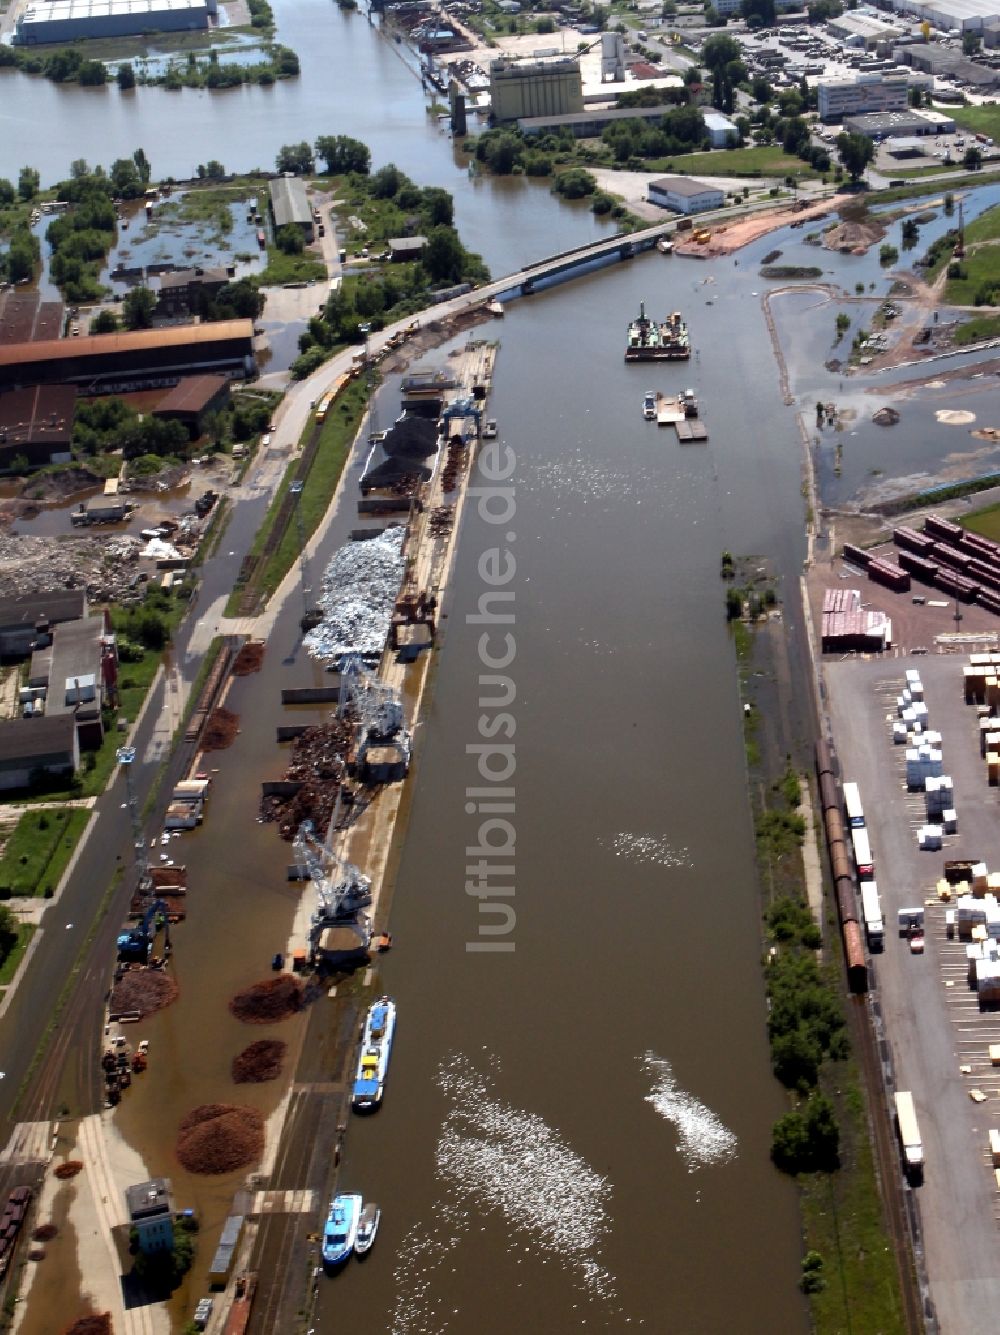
752;76;772;104
963;30;982;55
132;148;151;184
314;134;370;174
18;167;40;201
835;131;875;182
122;286;156;330
0;179;13;207
275;141;314;174
90;308;119;334
701;33;742;109
111;158;143;199
276;225;304;255
371;163;402;198
79;60;107;86
0;905;18;963
964;145;983;171
421;186;454;227
117;62;136;90
421;226;465;284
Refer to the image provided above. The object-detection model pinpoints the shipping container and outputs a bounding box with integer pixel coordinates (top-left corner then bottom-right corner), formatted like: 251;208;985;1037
825;806;847;852
936;568;979;602
924;513;964;544
843;781;865;829
978;587;1000;615
931;541;972;572
868;559;910;592
831;842;852;884
898;549;938;581
851;826;874;879
815;738;834;780
841;542;869;569
893;525;934;555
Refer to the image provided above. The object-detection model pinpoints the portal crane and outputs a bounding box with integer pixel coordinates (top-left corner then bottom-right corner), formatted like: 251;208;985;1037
293;819;372;940
337;655;411;768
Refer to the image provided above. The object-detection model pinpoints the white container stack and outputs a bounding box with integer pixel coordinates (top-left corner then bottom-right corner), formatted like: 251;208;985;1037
893;721;909;745
943;809;958;834
906;746;943;790
918;824;943;851
925;775;954;818
905;669;925;702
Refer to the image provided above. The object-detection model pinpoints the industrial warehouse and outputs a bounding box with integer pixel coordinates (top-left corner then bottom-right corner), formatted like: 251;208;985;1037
14;0;217;43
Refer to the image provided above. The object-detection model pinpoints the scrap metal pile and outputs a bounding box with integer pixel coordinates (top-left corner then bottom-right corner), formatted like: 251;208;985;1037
303;527;406;664
0;531;143;603
260;717;353;838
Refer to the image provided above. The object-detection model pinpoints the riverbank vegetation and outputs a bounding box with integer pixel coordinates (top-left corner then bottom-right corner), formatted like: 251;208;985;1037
730;577;905;1330
287;152;488;379
0;38;298;91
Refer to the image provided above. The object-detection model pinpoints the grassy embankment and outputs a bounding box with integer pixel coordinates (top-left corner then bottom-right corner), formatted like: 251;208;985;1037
0;809;92;898
648;144;822;180
224;375;368;615
963;501;1000;543
257;247;326;286
728;568;905;1333
0;927;35;988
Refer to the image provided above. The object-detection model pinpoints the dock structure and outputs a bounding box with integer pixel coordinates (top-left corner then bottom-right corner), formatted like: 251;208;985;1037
676;420;708;443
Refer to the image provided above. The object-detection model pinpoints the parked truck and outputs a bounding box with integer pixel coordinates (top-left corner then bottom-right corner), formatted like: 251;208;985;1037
893;1090;924;1182
860;881;884;950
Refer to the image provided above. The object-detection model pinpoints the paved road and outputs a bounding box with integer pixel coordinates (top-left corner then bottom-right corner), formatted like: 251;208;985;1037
826;651;1000;1335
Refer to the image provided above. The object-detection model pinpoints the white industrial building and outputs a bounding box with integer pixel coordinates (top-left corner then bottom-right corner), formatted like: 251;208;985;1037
648;176;725;215
817;72;909;121
703;111;738;148
15;0;215;42
890;0;1000;30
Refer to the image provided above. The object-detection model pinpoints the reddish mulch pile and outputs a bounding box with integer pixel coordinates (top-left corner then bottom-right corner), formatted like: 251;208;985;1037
109;970;178;1019
176;1104;264;1175
233;642;265;676
33;1223;58;1241
63;1315;112;1335
53;1161;83;1180
232;1039;286;1084
229;975;304;1025
202;707;240;751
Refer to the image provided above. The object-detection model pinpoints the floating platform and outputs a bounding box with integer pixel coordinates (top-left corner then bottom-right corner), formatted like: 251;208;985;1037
676;420;709;443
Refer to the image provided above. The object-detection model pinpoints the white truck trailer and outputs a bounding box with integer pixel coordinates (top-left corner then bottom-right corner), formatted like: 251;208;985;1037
894;1090;924;1181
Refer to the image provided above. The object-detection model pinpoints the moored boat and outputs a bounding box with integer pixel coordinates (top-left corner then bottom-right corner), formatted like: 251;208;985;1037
482;419;498;439
657;237;674;255
643;391;657;421
625;303;690;362
487;299;504;317
322;1193;362;1268
355;1202;381;1257
352;995;396;1112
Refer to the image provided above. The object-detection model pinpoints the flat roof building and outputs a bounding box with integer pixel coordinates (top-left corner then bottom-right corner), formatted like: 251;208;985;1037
490;56;583;123
269;178;313;238
703;111;738;147
0;322;255;393
15;0;215;44
155;267;230;318
44;614;108;748
0;293;63;346
891;0;1000;31
0;714;79;793
0;384;77;470
843;109;954;135
125;1179;174;1255
388;236;428;261
0;589;85;657
817;72;909;121
648;175;725;215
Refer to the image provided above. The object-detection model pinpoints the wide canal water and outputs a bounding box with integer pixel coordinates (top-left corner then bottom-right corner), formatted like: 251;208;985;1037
5;9;821;1325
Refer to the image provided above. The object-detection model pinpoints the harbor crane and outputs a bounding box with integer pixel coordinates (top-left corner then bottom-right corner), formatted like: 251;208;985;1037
293;819;372;942
337;654;411;771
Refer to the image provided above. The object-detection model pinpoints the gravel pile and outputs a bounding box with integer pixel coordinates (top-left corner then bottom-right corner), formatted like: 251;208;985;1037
229;975;304;1025
109;969;179;1018
176;1103;264;1175
304;527;406;664
202;707;240;751
232;1039;287;1084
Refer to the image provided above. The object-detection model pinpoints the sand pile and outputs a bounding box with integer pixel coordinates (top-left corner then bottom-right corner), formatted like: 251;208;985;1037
823;218;884;255
229;975;304;1025
202;708;240;751
233;641;265;675
176;1103;264;1175
109;970;179;1018
232;1039;287;1084
53;1161;83;1180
